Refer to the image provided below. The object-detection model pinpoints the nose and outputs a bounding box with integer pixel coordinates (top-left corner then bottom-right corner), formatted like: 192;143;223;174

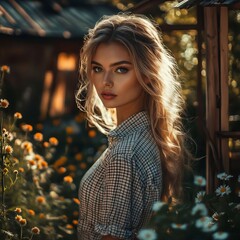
103;71;113;87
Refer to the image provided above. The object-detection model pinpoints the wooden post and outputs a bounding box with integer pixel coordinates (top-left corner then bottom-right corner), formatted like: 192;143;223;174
204;7;221;193
219;7;229;172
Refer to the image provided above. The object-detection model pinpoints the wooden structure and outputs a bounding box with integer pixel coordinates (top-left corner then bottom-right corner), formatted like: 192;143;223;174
130;0;240;192
176;0;240;192
0;0;117;121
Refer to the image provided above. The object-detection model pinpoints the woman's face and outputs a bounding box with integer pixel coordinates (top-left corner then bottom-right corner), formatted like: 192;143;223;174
90;41;145;123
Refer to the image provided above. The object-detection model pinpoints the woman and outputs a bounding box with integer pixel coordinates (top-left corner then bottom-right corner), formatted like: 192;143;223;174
76;13;190;240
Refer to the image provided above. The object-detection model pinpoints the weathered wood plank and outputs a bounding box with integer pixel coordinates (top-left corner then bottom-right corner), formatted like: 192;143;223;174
204;6;220;193
219;7;229;172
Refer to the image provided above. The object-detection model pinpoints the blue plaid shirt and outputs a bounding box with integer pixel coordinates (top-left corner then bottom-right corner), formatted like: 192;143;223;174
78;111;162;240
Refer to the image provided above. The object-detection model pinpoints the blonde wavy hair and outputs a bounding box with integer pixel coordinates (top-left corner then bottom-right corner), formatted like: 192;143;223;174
76;13;190;201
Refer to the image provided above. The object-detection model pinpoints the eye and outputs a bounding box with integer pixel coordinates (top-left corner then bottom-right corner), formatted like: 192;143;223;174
116;67;128;73
92;66;102;73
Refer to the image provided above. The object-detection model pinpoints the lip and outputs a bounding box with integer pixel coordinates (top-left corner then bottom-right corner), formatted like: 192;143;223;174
101;92;117;100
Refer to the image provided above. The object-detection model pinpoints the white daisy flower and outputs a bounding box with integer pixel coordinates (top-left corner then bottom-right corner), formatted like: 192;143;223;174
137;229;157;240
235;204;240;210
194;175;206;186
217;172;233;181
202;222;218;232
14;139;22;146
196;216;217;232
215;185;231;197
195;191;206;203
191;203;208;216
212;212;224;221
238;175;240;183
171;223;187;230
195;216;212;229
152;201;166;212
213;231;229;240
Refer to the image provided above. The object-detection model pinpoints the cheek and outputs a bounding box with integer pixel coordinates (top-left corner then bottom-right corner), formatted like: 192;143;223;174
123;78;142;94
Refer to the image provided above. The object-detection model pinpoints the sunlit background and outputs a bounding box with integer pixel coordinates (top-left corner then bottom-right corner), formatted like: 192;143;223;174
0;0;240;239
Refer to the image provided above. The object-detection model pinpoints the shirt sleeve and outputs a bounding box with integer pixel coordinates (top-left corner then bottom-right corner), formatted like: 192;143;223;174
94;154;141;239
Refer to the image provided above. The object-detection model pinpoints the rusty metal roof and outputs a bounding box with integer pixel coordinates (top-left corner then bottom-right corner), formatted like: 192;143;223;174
0;0;117;38
176;0;239;8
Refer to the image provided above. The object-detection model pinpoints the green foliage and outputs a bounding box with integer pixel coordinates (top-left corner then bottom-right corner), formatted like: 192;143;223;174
0;65;106;239
139;174;240;240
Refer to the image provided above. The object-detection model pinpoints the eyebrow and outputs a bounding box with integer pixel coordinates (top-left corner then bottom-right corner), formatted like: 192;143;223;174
91;60;132;67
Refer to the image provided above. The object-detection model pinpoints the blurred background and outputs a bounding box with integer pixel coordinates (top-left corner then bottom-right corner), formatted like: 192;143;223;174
0;0;240;239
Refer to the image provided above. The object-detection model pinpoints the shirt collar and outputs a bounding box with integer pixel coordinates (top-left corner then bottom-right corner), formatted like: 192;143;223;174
108;111;150;142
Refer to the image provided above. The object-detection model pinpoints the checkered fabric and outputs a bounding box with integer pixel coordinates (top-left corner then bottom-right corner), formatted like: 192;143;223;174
77;111;162;240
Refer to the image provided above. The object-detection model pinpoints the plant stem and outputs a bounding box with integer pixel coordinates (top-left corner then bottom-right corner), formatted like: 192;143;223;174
20;226;23;240
0;71;4;97
29;233;34;240
0;111;5;218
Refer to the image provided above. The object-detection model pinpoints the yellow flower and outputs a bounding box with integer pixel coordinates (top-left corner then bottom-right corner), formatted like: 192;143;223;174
66;126;74;135
54;156;67;168
28;209;35;216
80;162;87;170
64;175;73;183
38;160;48;169
19;218;27;226
49;137;58;146
39;213;45;219
14;139;22;146
73;198;80;205
28;160;36;166
34;132;43;142
15;215;22;222
43;141;50;148
36;196;46;204
67;164;76;172
13;170;18;175
57;167;67;174
21;124;33;132
14;208;22;213
66;224;73;229
88;129;97;138
75;153;83;161
3;168;9;175
34;154;43;162
72;220;78;225
13;157;19;164
1;65;10;73
19;167;24;173
14;112;22;119
31;227;40;235
5;145;13;154
21;141;33;150
0;99;9;108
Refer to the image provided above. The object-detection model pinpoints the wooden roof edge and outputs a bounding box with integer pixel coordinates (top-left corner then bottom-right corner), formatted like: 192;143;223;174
125;0;165;13
176;0;240;9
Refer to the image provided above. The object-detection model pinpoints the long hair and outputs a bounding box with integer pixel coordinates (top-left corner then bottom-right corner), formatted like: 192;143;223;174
76;13;190;201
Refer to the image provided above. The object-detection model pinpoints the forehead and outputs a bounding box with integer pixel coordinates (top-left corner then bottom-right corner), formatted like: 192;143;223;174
92;42;131;62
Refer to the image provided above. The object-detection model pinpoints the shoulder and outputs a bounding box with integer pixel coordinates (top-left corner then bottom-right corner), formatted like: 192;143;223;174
107;128;161;180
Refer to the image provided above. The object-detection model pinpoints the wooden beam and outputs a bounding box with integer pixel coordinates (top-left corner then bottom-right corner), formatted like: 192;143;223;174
127;0;164;13
219;6;229;172
204;6;222;193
